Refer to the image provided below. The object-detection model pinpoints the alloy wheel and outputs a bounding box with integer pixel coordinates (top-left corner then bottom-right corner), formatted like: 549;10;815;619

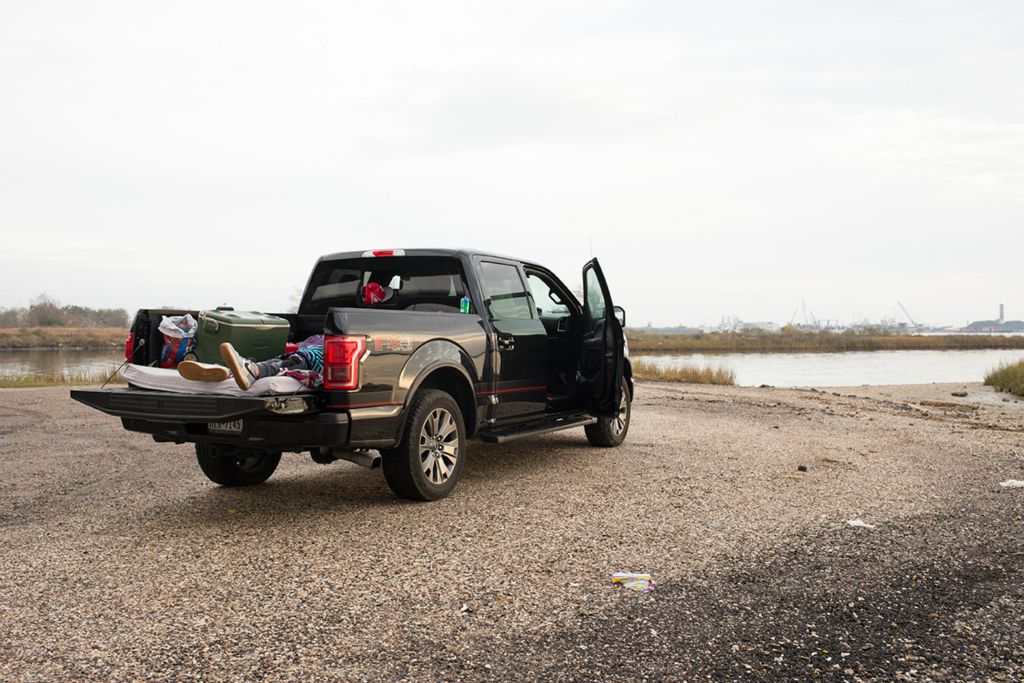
419;408;460;485
610;391;629;437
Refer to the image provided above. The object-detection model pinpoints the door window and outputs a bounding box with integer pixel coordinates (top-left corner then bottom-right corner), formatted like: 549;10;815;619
526;273;570;317
584;266;606;330
479;262;534;320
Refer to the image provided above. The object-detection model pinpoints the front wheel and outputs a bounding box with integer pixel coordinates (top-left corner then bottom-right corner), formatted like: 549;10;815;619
381;390;466;501
585;379;631;447
195;443;281;486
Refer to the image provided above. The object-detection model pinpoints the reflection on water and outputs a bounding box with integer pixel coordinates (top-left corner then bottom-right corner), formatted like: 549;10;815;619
637;349;1024;387
0;349;124;377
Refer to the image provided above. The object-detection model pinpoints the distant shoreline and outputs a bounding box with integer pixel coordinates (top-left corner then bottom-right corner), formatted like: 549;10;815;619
0;327;126;351
3;326;1024;355
628;330;1024;354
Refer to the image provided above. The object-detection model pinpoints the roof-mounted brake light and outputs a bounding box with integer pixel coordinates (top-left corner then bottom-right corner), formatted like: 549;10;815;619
362;249;405;257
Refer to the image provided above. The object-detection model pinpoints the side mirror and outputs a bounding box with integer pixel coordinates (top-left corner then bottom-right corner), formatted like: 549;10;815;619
613;306;626;328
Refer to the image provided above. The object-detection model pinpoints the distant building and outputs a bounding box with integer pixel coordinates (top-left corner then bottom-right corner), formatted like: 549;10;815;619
963;319;1024;333
963;304;1024;332
642;325;702;334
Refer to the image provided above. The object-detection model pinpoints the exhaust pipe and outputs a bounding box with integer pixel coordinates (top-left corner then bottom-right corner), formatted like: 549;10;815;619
314;447;381;469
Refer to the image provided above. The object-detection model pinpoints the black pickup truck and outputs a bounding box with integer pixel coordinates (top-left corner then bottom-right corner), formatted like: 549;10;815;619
72;249;632;501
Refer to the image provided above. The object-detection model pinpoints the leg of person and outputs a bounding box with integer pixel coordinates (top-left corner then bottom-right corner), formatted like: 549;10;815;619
220;343;311;391
177;359;230;382
254;353;309;378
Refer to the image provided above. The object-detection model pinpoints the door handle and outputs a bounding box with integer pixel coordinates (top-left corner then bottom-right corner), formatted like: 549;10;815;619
498;335;515;351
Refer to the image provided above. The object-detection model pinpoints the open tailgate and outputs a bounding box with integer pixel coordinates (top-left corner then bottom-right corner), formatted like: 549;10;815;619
70;388;316;422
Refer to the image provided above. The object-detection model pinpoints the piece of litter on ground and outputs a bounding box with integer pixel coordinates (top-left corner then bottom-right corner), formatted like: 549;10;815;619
459;603;473;613
847;519;875;529
999;480;1024;488
611;572;655;592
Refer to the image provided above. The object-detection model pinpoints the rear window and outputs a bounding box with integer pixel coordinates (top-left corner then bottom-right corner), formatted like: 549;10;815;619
300;256;469;315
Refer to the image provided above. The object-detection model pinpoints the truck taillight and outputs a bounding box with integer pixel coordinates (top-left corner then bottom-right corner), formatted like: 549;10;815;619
124;332;135;361
323;335;366;390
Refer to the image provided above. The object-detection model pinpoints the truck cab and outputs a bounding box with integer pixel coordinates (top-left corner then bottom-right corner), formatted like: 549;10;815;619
72;249;632;501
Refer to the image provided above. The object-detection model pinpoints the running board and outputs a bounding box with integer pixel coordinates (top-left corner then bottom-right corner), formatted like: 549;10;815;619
479;415;597;444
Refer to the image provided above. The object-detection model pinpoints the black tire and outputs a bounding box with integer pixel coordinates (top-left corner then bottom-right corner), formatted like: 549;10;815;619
585;379;632;447
195;443;281;487
381;389;466;501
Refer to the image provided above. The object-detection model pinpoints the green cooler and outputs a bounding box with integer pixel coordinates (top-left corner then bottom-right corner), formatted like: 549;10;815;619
193;310;290;364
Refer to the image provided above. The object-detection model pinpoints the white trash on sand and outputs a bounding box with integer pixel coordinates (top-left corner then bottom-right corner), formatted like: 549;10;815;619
611;572;655;592
847;519;875;529
999;480;1024;488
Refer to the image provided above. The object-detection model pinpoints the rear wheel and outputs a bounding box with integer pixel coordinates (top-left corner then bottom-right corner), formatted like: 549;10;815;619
585;379;631;447
381;390;466;501
195;443;281;486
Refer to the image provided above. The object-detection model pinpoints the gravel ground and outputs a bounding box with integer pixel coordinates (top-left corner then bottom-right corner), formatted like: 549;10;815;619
1;382;1022;682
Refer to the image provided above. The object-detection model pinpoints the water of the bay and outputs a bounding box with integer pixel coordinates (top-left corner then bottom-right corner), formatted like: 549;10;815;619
2;347;1023;387
0;349;124;378
636;349;1024;387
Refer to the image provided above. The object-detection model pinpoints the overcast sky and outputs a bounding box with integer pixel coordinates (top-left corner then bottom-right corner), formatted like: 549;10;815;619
1;1;1021;327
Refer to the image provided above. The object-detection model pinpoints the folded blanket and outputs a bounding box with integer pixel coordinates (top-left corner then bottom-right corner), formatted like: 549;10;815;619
122;364;308;396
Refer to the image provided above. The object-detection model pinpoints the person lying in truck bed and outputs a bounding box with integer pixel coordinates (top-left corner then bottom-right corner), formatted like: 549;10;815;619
177;283;396;391
177;337;322;390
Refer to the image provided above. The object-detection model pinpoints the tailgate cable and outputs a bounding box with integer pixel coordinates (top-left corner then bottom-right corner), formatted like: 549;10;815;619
101;338;146;389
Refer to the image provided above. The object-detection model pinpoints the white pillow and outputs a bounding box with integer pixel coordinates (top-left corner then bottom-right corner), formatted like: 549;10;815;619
122;364;307;396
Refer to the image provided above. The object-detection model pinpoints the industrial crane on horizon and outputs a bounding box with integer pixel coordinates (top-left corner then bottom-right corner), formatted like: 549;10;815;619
897;300;923;331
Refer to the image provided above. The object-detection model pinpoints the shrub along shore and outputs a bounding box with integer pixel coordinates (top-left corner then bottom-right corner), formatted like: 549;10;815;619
627;330;1024;354
0;327;126;350
985;361;1024;397
0;369;127;389
631;358;736;385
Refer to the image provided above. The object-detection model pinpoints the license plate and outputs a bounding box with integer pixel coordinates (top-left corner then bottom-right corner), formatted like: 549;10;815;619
208;419;243;434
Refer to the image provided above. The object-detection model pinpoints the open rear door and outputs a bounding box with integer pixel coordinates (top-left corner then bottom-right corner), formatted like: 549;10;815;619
579;258;624;417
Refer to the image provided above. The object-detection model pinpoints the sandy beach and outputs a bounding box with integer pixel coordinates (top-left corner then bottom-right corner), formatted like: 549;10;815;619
1;382;1021;681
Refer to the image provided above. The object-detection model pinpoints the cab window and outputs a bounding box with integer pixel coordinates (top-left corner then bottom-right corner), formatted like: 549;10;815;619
479;262;534;320
301;256;467;314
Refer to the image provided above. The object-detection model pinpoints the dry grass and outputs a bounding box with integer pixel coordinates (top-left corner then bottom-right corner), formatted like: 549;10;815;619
627;330;1024;354
0;368;126;388
0;327;126;350
984;361;1024;397
632;358;736;385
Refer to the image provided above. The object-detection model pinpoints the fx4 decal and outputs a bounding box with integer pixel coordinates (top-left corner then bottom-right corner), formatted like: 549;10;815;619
373;336;413;353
